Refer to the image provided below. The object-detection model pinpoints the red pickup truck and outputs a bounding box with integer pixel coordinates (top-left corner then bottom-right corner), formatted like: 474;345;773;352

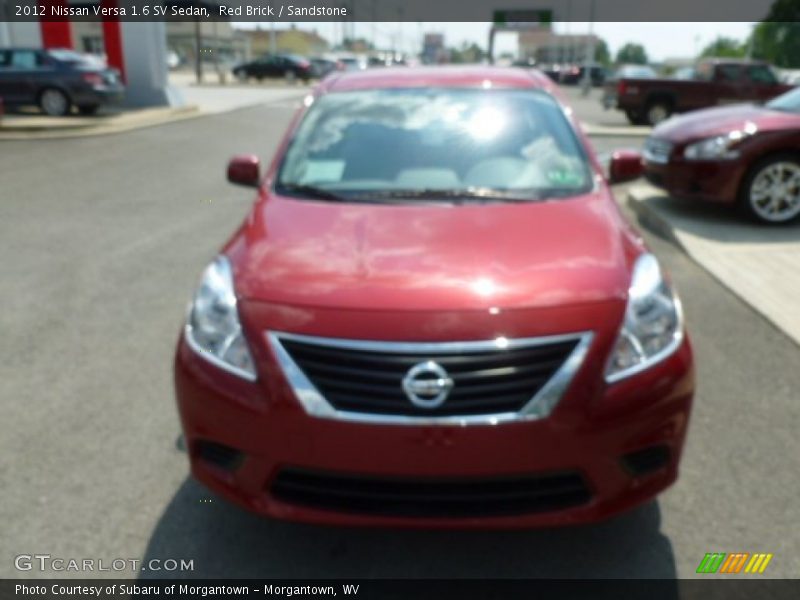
603;59;795;126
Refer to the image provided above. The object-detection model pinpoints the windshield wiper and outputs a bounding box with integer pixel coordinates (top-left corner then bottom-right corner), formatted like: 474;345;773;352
354;187;587;203
276;183;350;202
357;188;537;202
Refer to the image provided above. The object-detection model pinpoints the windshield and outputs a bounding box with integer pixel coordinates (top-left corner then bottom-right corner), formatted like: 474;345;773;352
48;49;101;67
766;87;800;113
276;88;591;203
617;66;657;79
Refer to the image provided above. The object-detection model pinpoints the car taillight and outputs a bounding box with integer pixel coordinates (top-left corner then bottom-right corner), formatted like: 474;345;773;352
82;72;104;86
617;80;627;95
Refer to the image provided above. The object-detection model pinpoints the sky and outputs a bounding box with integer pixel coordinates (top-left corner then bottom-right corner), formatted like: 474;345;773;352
238;21;756;61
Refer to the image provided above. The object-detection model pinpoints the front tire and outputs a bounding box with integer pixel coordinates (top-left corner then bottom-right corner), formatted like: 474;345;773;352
645;100;672;126
39;87;71;116
739;155;800;224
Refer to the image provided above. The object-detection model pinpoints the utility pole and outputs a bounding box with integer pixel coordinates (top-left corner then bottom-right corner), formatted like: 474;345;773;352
194;18;203;84
581;0;595;96
212;18;221;83
564;0;572;68
396;8;403;55
371;0;377;51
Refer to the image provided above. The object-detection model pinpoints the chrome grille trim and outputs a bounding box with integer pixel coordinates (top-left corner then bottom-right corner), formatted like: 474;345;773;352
643;138;674;164
267;331;594;426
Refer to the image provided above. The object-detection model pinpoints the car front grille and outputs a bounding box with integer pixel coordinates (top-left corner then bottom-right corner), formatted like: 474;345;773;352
271;468;592;518
270;332;588;420
643;138;674;164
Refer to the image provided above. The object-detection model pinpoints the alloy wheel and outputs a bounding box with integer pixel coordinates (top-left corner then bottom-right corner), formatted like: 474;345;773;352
40;89;69;116
646;103;670;126
748;161;800;223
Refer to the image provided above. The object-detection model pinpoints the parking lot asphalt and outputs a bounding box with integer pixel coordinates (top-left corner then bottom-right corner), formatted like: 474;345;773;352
1;101;798;579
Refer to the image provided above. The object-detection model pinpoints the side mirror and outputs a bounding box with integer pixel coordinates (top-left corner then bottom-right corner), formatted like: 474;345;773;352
227;154;261;187
608;149;644;184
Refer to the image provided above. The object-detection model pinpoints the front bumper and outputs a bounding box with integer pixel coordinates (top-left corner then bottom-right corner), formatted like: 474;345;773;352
644;158;745;204
174;324;694;528
70;84;125;106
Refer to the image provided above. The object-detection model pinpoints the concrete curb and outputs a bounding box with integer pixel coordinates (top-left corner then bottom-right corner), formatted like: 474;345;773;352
626;184;800;348
0;105;202;141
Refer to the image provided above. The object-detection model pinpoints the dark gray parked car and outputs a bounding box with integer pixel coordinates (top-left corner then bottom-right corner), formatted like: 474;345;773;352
0;48;124;116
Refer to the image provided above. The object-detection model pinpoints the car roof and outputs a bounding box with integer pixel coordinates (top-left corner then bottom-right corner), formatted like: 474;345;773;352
319;65;553;94
3;47;79;55
699;58;769;66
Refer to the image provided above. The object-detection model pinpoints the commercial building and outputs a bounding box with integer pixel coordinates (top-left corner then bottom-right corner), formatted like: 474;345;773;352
518;30;601;64
240;26;329;58
421;33;446;64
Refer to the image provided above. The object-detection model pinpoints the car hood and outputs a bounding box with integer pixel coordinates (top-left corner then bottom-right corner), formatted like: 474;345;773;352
652;103;800;142
228;190;633;312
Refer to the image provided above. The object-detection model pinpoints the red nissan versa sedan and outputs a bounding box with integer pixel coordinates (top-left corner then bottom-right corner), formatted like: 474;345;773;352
174;67;695;528
644;86;800;223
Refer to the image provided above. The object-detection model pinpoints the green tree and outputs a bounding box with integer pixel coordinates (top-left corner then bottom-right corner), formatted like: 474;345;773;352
594;39;611;66
749;0;800;68
699;36;747;59
449;42;484;64
615;43;648;65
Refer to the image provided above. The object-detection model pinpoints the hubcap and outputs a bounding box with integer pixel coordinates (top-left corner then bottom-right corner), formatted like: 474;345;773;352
42;90;67;115
648;105;669;125
750;162;800;222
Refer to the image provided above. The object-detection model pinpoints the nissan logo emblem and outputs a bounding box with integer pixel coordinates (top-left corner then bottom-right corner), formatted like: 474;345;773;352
401;361;454;409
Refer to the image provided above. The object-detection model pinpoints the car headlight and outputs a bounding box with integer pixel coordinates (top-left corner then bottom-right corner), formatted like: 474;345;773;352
683;130;751;160
605;254;684;383
185;256;257;381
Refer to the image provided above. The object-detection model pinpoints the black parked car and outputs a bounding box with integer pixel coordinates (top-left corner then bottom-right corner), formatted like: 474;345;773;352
0;48;124;116
232;54;312;82
559;64;608;86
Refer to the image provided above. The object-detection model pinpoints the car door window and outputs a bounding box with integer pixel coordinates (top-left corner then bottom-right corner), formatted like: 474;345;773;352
715;65;741;82
10;50;40;69
748;65;777;85
0;51;10;69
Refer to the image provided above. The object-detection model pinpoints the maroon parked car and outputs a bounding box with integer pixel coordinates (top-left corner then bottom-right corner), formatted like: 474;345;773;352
644;86;800;223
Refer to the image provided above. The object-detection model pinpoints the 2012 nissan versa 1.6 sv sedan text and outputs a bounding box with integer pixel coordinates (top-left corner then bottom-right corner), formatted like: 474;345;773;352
174;66;694;528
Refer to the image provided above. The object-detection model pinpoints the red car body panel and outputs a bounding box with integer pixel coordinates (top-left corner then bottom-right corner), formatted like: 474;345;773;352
175;67;695;528
229;192;631;311
645;103;800;203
